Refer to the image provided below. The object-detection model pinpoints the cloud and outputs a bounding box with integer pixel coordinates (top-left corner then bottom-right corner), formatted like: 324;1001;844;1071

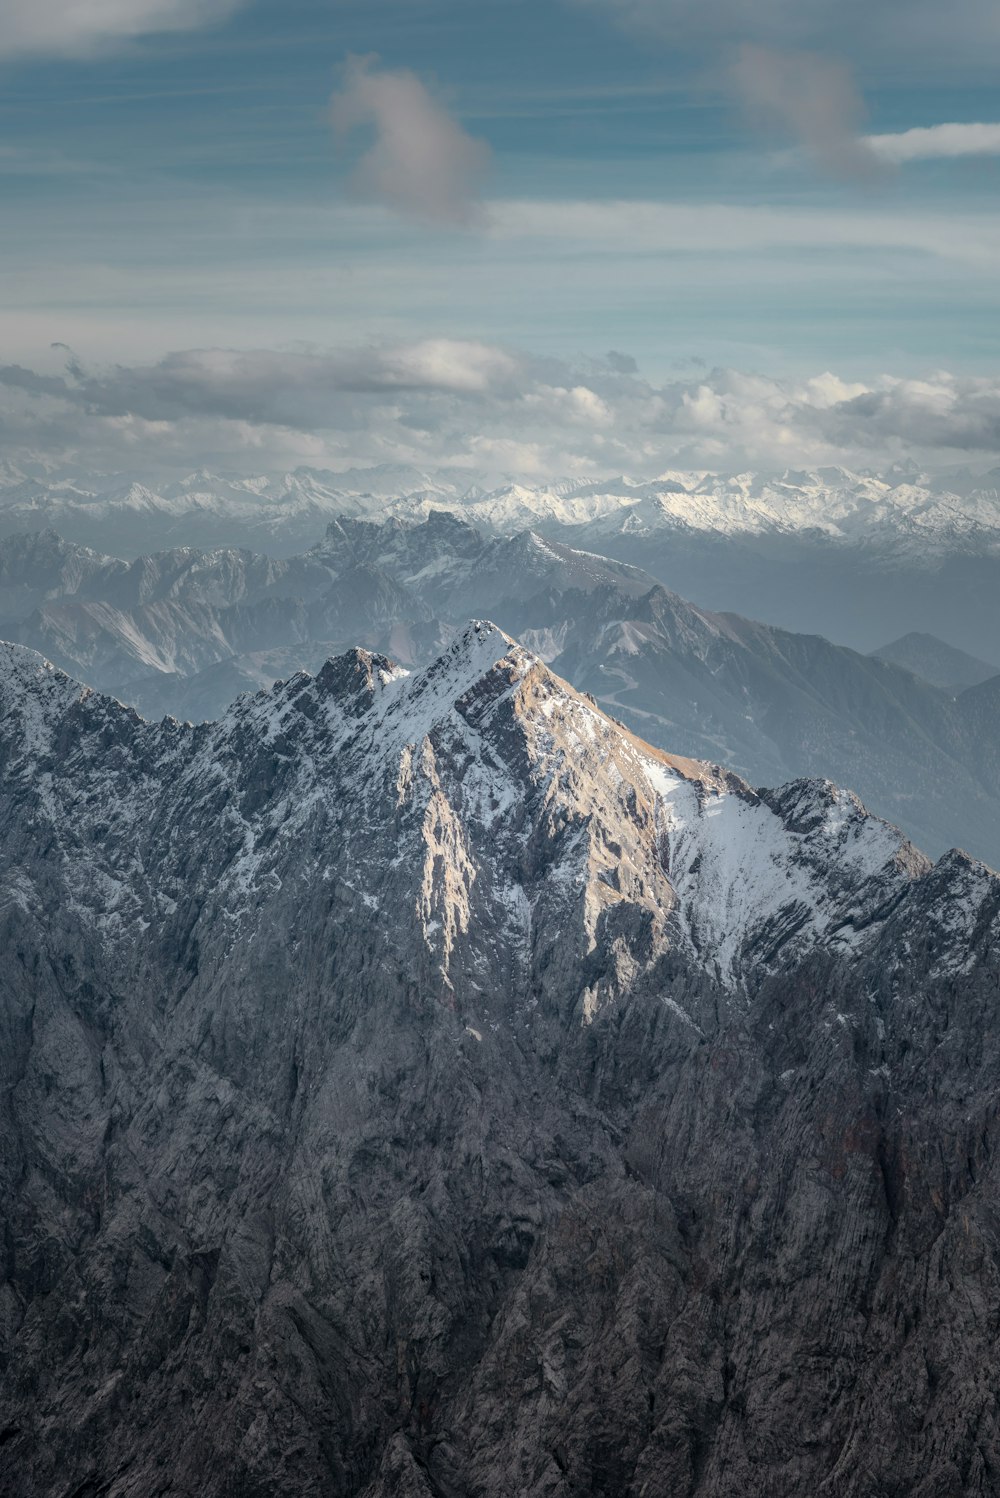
576;2;883;180
0;0;240;58
2;342;1000;480
0;341;522;430
730;46;879;180
329;56;491;226
606;351;639;374
489;197;1000;268
866;123;1000;164
812;375;1000;453
575;0;1000;180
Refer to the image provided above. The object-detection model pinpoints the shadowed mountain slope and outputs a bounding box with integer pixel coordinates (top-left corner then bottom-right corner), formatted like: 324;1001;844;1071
870;631;1000;692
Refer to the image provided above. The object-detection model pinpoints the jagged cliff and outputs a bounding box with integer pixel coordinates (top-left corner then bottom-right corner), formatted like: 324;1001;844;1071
0;625;998;1497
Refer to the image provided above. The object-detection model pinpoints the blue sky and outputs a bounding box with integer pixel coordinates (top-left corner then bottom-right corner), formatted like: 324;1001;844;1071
1;0;998;476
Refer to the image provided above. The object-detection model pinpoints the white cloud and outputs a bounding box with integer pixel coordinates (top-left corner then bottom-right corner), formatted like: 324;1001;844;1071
2;343;1000;479
0;0;240;58
329;56;491;226
866;123;1000;164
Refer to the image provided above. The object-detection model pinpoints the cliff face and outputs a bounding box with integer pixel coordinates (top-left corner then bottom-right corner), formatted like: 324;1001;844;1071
1;625;999;1498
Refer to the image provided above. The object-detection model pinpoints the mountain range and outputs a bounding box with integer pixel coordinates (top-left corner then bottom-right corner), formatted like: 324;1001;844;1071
3;462;1000;656
1;626;998;1496
3;518;1000;868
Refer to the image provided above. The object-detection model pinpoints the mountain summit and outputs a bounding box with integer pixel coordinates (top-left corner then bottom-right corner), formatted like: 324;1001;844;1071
1;629;999;1496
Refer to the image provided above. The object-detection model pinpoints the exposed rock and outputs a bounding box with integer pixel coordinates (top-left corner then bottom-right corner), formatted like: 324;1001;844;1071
0;627;998;1497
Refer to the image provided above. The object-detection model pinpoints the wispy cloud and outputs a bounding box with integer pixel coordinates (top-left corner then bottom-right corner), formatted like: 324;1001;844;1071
866;122;1000;164
488;198;1000;268
0;0;241;59
329;56;491;226
575;0;1000;67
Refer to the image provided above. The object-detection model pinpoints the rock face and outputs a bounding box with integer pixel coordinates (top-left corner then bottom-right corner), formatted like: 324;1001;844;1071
1;625;999;1497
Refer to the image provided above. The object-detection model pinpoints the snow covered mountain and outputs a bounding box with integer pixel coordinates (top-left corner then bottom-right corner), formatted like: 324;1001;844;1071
0;463;473;556
4;461;999;552
541;585;1000;868
4;461;1000;656
1;627;998;1496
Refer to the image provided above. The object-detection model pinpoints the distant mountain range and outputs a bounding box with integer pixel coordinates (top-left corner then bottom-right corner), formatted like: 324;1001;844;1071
3;517;1000;868
3;461;1000;656
2;627;999;1496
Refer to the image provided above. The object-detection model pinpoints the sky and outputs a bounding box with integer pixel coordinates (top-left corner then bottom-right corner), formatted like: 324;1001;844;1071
0;0;999;479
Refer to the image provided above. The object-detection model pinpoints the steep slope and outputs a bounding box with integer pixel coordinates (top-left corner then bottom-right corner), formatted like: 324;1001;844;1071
871;631;1000;692
0;529;128;619
1;630;999;1498
544;585;1000;866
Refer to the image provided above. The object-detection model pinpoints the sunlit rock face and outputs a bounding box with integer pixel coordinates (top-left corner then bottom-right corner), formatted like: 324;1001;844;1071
0;625;998;1498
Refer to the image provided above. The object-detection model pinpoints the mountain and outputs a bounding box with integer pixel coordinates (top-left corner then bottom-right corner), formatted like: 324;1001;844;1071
0;519;653;721
0;465;477;557
6;520;1000;866
4;463;1000;656
541;586;1000;868
550;497;1000;662
1;629;999;1497
870;631;1000;692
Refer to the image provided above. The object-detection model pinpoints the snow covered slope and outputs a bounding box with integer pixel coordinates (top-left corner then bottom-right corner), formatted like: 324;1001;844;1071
2;462;999;559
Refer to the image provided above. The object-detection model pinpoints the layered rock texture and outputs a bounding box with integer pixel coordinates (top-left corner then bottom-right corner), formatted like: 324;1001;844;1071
1;625;999;1497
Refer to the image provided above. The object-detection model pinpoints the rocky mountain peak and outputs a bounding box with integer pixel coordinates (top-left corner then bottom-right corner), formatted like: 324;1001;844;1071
312;645;405;715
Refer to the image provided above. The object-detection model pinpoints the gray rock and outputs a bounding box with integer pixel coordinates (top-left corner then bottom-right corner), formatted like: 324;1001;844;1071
0;627;998;1496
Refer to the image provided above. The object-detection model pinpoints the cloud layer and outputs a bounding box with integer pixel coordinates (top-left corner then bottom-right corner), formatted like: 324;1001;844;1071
330;57;491;225
2;343;1000;480
0;0;240;57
